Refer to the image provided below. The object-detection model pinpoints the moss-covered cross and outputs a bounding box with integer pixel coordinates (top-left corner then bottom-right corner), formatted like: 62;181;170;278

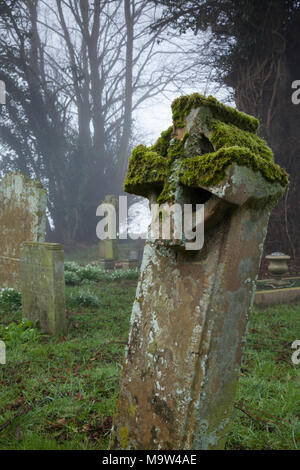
124;94;288;206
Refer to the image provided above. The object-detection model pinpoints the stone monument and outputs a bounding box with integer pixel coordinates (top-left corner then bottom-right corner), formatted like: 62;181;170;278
110;94;288;450
0;173;47;288
20;242;66;335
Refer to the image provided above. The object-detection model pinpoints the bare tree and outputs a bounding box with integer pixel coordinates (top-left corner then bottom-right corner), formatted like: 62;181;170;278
0;0;204;244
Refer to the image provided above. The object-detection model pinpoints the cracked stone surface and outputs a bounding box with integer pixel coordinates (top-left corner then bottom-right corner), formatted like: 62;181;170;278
111;99;287;450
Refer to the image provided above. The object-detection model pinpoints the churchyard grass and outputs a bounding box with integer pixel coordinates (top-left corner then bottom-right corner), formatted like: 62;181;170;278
227;304;300;450
0;279;136;450
0;276;299;450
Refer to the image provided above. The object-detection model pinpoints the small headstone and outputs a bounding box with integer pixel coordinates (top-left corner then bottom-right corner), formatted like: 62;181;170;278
0;173;47;288
99;239;118;270
20;242;66;335
110;94;288;450
104;239;117;259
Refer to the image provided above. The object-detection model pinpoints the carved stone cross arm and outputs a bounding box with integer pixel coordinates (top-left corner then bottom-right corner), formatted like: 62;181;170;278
124;93;288;242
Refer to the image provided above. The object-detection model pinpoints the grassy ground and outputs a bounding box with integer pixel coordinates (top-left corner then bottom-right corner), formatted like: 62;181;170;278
0;276;299;450
0;279;136;450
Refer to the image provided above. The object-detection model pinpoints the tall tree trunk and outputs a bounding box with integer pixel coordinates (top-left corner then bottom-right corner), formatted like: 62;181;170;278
116;0;134;188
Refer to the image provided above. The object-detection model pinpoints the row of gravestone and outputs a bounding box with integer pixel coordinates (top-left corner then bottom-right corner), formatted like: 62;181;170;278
1;93;289;450
0;172;140;334
0;173;66;334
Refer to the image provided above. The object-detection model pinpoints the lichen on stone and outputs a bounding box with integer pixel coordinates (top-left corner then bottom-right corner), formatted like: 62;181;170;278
123;93;288;203
119;426;130;449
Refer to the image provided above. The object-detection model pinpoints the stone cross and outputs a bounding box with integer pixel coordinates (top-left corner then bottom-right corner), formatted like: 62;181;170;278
110;94;288;450
0;173;47;288
20;242;66;335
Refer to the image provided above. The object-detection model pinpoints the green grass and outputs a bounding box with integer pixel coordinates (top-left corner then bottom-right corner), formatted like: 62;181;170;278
0;279;299;450
226;304;300;450
0;280;136;450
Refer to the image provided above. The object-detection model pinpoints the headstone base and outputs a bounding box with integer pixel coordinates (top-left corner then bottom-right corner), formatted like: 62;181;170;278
99;258;115;270
122;260;138;270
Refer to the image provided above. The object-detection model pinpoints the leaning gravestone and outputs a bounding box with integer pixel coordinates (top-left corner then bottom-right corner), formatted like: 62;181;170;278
20;242;66;335
0;173;47;288
110;94;288;450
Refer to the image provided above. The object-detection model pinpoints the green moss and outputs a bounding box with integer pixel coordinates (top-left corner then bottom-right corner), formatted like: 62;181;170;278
128;404;137;418
180;146;289;189
124;94;288;202
157;160;182;204
150;126;173;157
123;145;168;196
119;426;130;449
209;119;273;162
171;93;259;132
157;182;176;204
123;136;188;198
167;133;189;161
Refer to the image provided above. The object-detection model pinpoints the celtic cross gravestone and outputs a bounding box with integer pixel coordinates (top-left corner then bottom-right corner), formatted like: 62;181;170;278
110;94;288;450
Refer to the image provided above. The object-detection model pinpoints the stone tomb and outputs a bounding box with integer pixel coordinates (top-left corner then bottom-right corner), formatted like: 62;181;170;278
20;242;66;335
110;94;288;450
0;173;47;288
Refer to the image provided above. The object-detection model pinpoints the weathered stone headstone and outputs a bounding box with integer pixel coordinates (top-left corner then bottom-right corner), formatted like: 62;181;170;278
99;239;117;270
20;242;66;335
110;94;288;450
0;173;47;288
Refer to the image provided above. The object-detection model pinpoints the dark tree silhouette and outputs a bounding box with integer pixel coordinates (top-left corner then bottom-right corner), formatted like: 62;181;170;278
154;0;300;265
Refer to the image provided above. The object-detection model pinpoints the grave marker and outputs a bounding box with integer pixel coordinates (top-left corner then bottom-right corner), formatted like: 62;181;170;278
0;173;47;288
20;242;66;335
110;94;288;450
99;239;117;270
